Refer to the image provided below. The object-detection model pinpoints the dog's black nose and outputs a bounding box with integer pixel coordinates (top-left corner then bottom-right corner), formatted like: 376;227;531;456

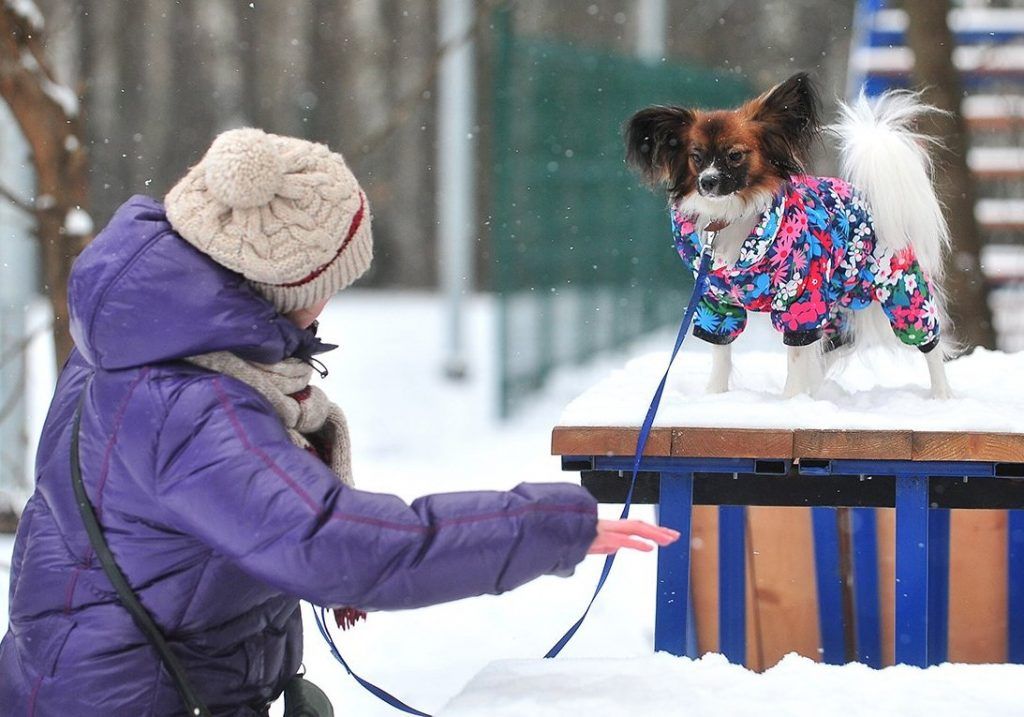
699;174;720;193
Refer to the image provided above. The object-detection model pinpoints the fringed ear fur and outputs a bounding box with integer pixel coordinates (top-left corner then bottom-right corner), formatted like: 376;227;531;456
624;105;694;189
748;72;821;176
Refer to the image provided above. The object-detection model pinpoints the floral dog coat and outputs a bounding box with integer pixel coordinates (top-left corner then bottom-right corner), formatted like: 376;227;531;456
671;175;941;351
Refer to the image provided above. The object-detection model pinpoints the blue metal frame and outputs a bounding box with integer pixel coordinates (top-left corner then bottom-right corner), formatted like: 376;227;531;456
928;509;951;665
1008;510;1024;663
719;505;746;664
567;453;1024;669
852;0;1024;98
655;472;694;657
812;507;846;664
851;507;882;668
894;474;930;666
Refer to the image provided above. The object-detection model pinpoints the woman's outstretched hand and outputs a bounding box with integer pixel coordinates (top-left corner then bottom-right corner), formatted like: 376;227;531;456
587;519;681;555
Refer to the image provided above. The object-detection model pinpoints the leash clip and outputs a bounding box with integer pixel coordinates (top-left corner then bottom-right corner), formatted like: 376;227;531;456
701;223;719;260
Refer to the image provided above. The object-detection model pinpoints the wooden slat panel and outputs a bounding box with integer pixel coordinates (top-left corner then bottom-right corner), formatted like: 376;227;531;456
748;507;820;669
672;428;794;459
949;510;1007;663
913;431;1024;462
877;508;896;667
692;506;718;658
794;430;913;460
550;426;672;457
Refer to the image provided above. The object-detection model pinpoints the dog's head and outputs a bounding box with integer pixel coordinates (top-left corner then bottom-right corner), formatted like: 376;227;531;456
624;73;821;219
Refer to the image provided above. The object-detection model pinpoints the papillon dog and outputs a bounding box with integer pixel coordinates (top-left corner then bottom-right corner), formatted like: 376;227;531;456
624;72;953;398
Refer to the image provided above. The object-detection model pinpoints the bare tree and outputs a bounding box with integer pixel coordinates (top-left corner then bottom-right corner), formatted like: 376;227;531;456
904;0;997;350
0;3;92;366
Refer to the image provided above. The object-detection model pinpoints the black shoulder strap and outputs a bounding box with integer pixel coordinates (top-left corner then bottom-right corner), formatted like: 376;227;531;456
70;389;212;717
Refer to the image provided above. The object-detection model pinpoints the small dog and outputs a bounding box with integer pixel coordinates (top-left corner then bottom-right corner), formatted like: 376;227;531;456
624;73;953;398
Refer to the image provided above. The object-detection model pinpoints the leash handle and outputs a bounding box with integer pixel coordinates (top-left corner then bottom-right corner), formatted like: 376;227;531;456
545;231;715;658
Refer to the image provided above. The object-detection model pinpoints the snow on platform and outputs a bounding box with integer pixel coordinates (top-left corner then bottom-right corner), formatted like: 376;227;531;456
438;653;1024;717
558;334;1024;434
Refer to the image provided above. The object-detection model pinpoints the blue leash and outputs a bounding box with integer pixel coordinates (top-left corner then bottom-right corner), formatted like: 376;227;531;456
313;606;431;716
545;235;715;658
314;234;717;714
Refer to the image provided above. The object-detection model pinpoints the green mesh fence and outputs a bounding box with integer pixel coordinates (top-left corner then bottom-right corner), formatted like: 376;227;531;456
491;11;750;416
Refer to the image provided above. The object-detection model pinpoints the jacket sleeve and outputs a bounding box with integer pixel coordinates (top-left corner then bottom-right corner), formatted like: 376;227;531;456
154;375;598;611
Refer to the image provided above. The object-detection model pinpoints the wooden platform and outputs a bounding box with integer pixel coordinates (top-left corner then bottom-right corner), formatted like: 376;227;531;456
552;426;1024;463
553;424;1023;667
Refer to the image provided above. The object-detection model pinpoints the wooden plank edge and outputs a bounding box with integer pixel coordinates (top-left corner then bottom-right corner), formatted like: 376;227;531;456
550;425;673;457
793;429;913;460
912;431;1024;463
672;427;795;459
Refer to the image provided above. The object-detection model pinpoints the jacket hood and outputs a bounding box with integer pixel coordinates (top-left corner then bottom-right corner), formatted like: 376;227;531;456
69;195;333;370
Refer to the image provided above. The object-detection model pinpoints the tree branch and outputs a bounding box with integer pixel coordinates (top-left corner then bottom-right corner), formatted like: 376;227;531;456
0;181;36;217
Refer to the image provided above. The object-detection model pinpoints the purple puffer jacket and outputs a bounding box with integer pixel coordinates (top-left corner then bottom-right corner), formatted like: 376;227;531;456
0;196;598;716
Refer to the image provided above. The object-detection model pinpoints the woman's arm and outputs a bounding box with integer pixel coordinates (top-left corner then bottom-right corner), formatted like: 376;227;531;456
155;375;601;611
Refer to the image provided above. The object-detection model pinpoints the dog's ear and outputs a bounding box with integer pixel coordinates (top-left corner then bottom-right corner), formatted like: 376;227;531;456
624;105;694;189
748;72;821;176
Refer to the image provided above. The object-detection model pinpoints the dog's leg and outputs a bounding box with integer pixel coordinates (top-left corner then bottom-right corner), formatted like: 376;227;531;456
925;349;952;399
706;343;732;393
782;343;824;398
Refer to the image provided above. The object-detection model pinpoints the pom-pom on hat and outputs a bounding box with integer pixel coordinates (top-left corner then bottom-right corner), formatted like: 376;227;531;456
165;128;372;314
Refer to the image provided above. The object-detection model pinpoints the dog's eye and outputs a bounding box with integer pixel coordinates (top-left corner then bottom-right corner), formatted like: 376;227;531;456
728;150;744;164
690;153;703;167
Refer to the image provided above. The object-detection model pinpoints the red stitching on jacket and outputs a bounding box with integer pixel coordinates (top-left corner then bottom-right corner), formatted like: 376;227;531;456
95;367;152;518
211;377;594;535
64;367;150;615
324;502;594;534
27;674;43;717
212;377;322;515
63;568;81;614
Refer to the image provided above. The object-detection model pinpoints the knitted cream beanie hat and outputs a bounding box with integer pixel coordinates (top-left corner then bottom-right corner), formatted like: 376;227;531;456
165;128;372;313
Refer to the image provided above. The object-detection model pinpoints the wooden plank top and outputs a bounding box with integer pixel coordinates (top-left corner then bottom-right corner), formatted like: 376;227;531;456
552;426;1024;463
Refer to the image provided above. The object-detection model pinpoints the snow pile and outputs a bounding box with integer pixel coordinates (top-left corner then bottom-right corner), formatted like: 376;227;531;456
439;653;1024;717
560;326;1024;433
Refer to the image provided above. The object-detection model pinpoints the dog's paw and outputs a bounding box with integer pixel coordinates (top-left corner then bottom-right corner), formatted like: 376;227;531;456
930;384;954;400
705;380;729;394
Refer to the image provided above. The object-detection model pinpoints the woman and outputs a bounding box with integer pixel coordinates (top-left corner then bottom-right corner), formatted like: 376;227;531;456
0;129;677;716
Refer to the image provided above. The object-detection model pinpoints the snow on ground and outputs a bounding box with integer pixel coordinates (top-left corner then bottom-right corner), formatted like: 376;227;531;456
3;293;1023;716
439;653;1024;717
561;315;1024;432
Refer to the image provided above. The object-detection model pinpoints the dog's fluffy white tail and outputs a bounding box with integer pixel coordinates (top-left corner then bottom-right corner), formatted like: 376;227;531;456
830;91;956;357
830;91;949;279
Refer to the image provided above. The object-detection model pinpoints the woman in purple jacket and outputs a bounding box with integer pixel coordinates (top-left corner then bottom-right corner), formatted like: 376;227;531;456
0;129;675;716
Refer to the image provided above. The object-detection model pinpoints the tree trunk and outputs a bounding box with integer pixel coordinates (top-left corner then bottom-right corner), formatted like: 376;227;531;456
308;0;347;148
0;6;92;366
903;0;996;350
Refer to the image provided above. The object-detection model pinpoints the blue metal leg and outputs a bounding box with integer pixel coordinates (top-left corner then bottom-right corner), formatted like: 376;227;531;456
719;505;746;665
1008;510;1024;663
812;507;845;664
927;509;950;665
655;472;694;656
895;474;929;666
851;506;882;668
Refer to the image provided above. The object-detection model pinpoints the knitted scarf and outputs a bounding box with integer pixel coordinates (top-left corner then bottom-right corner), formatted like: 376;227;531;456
185;352;353;487
186;351;366;629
